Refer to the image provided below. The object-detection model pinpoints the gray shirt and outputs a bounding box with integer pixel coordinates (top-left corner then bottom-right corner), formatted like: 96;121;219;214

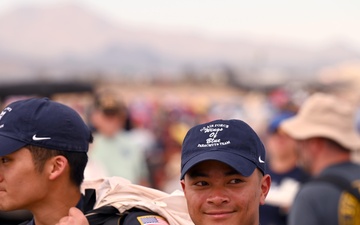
288;162;360;225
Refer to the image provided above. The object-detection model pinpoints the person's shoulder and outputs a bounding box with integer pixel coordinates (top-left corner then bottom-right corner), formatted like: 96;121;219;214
322;162;360;181
292;181;338;215
298;180;339;198
327;161;360;171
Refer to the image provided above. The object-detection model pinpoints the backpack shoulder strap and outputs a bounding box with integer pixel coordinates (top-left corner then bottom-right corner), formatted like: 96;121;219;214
83;188;122;225
83;188;97;213
312;174;360;200
85;206;121;225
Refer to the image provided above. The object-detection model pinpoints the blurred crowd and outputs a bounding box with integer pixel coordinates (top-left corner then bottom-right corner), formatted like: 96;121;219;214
53;74;360;193
2;75;360;194
78;85;300;192
1;65;360;225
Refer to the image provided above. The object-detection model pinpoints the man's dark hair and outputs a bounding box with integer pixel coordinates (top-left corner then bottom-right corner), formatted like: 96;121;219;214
27;145;88;186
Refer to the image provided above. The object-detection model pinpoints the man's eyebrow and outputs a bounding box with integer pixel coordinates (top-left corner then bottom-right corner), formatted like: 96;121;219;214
188;171;208;178
187;169;240;178
225;170;241;176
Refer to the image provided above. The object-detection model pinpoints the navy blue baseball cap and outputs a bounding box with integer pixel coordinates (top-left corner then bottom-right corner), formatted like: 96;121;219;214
180;119;266;179
0;97;93;156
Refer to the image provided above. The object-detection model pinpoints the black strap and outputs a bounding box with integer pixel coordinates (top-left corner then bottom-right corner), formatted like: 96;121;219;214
83;189;122;225
86;206;121;225
312;174;360;200
83;189;97;213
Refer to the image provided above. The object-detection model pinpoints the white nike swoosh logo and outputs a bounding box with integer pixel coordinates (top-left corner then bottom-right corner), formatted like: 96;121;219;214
32;135;51;141
258;156;265;163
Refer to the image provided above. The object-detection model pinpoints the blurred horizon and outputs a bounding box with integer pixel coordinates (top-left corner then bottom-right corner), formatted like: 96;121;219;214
1;0;360;48
0;1;359;88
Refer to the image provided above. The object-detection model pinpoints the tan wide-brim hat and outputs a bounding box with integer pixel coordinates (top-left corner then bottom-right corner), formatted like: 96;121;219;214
281;92;360;151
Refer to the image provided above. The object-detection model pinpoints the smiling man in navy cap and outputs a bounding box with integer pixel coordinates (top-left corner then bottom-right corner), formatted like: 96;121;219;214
180;119;271;225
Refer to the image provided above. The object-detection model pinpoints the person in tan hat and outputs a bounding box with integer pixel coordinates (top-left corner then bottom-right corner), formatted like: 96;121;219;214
280;92;360;225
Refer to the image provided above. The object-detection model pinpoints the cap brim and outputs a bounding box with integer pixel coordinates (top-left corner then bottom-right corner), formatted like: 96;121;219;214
281;117;317;140
181;150;257;179
281;117;360;151
0;135;27;156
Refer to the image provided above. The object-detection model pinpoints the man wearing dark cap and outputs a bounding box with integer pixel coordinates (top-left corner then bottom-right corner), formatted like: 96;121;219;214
180;119;271;225
0;98;172;225
0;98;93;225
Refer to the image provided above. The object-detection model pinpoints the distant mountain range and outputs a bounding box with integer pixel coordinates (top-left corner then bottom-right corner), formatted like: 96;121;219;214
0;3;359;85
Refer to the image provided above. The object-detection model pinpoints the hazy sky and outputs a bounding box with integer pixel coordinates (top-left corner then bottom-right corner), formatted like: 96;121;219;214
1;0;360;48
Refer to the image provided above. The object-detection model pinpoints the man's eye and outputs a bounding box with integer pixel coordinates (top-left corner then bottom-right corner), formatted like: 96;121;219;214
229;179;242;184
1;157;10;163
194;181;208;186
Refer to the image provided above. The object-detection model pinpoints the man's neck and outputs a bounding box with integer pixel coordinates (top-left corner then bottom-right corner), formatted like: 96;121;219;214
31;189;82;225
312;153;350;176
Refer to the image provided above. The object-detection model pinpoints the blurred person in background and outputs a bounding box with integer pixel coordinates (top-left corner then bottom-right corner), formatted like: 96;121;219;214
280;93;360;225
260;112;309;225
87;91;150;186
161;122;190;193
126;97;160;188
147;98;206;191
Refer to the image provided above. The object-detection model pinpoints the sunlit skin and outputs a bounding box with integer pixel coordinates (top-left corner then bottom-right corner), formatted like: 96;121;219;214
0;147;49;211
267;130;297;161
0;147;82;225
55;207;89;225
181;160;271;225
295;139;315;174
90;109;125;138
295;138;351;176
266;129;299;173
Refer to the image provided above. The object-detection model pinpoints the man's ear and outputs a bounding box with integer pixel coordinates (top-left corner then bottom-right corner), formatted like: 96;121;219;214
47;155;68;180
259;174;271;205
180;179;186;193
